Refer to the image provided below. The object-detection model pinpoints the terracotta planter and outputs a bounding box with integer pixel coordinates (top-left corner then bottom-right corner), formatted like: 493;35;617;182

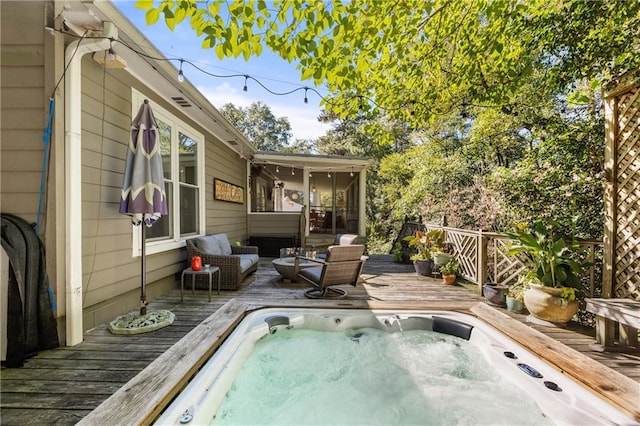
442;274;456;285
413;259;434;276
523;284;579;324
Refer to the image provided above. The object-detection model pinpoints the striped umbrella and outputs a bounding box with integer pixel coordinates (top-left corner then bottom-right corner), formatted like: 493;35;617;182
119;100;167;316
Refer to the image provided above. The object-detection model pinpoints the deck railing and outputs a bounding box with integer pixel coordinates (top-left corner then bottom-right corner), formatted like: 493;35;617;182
426;226;603;298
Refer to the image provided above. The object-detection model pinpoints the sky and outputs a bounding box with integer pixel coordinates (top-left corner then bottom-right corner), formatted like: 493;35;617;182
113;1;332;141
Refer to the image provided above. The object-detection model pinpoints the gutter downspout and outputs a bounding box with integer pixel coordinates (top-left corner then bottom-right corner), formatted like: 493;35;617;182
64;21;117;346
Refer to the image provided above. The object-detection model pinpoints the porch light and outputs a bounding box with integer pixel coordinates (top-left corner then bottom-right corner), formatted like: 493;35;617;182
177;59;185;83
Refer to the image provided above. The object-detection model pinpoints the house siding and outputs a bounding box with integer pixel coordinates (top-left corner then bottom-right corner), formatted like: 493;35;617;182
1;0;252;339
78;58;249;330
0;1;47;221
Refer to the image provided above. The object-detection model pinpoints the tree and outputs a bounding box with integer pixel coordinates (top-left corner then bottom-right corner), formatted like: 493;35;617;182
138;0;636;247
220;101;292;151
137;0;639;128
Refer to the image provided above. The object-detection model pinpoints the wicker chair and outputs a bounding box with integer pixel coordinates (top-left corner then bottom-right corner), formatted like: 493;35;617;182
297;245;366;299
186;236;259;290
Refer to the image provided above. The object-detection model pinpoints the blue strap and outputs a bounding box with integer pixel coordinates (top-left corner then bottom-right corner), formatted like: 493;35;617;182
36;98;54;236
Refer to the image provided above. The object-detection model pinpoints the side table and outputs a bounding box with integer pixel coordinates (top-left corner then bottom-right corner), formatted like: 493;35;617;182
181;266;221;302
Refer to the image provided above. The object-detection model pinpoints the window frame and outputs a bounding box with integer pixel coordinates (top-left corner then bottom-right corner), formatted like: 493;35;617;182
130;90;205;257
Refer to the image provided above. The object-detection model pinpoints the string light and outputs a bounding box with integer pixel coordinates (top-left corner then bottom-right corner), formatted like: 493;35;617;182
276;165;279;173
291;167;295;175
56;29;436;115
327;170;332;178
350;167;354;177
177;59;185;83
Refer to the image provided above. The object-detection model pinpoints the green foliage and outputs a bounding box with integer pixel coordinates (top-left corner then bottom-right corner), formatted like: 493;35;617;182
219;102;292;151
403;229;442;261
137;0;640;126
503;220;587;290
136;0;637;256
440;259;460;276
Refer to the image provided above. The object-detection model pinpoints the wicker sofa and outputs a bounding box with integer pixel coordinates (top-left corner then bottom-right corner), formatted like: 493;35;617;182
185;234;259;290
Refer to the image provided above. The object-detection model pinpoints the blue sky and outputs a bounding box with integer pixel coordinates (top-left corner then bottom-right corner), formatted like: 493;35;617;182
114;1;331;140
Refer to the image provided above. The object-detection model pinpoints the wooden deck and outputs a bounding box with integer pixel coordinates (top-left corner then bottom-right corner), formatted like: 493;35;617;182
2;255;639;425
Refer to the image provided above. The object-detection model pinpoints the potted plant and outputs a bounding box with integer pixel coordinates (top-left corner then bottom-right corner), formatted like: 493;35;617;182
503;220;586;323
505;276;528;313
483;282;509;306
439;259;459;285
403;230;440;275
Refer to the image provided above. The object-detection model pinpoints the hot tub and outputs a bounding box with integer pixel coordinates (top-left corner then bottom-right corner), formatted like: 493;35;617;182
154;309;638;425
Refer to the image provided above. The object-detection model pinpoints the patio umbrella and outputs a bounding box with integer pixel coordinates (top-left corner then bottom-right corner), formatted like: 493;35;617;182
119;99;168;317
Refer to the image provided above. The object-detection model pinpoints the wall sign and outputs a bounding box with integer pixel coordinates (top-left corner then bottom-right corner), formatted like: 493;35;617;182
214;178;244;204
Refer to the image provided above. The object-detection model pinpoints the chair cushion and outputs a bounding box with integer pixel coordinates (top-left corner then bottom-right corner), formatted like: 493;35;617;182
214;234;233;255
238;254;259;272
299;266;323;284
197;235;222;255
325;245;365;262
334;234;364;245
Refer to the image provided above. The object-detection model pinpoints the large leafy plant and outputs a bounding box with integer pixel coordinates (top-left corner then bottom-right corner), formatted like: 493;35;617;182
403;229;442;261
503;221;586;291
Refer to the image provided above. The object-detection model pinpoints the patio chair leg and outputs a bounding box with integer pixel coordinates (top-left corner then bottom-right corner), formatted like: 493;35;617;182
304;287;347;299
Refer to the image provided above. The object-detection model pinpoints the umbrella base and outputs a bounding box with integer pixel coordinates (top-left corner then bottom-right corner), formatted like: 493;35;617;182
108;309;175;335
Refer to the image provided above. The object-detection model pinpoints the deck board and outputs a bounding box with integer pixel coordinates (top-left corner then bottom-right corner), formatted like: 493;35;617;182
2;255;639;424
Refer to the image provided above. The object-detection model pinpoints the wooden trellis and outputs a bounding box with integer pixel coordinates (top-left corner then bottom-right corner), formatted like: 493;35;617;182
604;71;640;301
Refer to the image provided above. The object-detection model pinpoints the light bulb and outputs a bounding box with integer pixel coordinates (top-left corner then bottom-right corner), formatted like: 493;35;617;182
291;168;295;175
328;171;331;178
108;48;116;61
350;167;354;177
177;59;185;83
276;166;279;173
304;88;308;104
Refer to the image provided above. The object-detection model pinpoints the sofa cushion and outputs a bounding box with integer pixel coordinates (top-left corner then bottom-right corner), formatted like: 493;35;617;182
238;254;259;273
214;234;233;256
197;235;222;255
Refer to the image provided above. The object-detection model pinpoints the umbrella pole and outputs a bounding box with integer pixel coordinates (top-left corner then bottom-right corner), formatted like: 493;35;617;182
140;224;147;316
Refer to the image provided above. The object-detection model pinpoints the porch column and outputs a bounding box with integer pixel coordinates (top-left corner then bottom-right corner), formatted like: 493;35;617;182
303;168;310;238
358;169;367;236
64;23;115;346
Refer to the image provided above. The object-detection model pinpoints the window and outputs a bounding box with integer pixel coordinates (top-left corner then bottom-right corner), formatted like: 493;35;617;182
131;90;204;255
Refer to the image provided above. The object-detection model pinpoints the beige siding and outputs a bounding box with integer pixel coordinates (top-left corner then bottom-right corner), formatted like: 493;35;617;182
78;58;250;326
0;1;46;222
1;1;252;333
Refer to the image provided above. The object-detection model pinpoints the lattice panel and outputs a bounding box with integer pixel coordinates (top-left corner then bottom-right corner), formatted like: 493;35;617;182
491;237;528;286
614;86;640;300
446;230;478;283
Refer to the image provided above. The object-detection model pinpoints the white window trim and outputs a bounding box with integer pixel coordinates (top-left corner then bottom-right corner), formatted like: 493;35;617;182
130;89;205;257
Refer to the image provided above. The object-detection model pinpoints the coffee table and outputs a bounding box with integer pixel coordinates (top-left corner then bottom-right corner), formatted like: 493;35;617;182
272;257;319;282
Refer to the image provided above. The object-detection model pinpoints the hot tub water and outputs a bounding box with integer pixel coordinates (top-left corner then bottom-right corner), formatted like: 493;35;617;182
154;309;638;426
214;328;550;425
